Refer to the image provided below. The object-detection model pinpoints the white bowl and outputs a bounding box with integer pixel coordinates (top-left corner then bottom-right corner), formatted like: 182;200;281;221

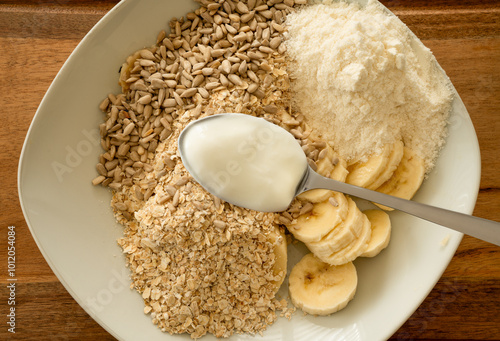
18;0;481;340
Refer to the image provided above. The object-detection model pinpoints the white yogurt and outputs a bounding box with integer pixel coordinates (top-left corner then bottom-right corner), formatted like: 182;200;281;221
179;114;307;212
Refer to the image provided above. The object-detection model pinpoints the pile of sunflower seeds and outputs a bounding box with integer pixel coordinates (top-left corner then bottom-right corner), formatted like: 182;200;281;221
93;0;307;193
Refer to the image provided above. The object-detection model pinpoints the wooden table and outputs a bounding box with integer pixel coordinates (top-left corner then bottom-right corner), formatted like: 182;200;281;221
0;0;498;340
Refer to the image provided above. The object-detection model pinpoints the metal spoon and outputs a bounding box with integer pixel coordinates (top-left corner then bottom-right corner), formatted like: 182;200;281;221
179;114;500;246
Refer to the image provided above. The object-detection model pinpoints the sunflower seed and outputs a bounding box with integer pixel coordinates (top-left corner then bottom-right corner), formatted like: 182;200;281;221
307;159;317;172
247;83;259;93
241;11;255;23
92;175;106;186
299;202;314;215
269;36;282;49
236;2;249;14
278;215;292;225
221;60;232;74
163;98;177;107
198;87;209;98
165;185;177;197
181;88;198;98
108;182;121;190
123;122;135;135
96;163;107;176
211;49;226;58
175;177;189;187
263;105;278;114
157;195;170;205
105;159;119;171
329;197;339;207
228;74;243;86
172;190;180;206
144;188;154;201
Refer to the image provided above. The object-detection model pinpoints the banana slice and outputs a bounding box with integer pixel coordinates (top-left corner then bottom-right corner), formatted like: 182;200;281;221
296;189;333;203
330;156;349;182
374;147;426;210
306;197;364;258
367;140;404;190
288;253;357;315
268;226;288;293
322;212;371;265
360;209;391;257
346;143;393;188
287;192;348;243
298;143;348;202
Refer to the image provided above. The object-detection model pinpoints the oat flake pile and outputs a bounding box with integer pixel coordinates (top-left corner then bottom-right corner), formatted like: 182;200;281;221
92;0;454;339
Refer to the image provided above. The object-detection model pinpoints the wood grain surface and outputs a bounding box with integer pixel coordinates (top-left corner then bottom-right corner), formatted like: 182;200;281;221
0;0;499;340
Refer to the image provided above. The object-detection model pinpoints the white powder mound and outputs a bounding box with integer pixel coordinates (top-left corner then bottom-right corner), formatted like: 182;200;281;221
285;0;453;170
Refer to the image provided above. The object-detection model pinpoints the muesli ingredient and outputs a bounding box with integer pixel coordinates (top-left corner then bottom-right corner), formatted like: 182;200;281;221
285;0;453;169
373;146;427;211
288;253;357;315
179;114;308;212
360;209;392;257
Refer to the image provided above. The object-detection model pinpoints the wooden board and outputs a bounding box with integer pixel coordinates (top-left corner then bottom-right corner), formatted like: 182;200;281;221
0;1;498;340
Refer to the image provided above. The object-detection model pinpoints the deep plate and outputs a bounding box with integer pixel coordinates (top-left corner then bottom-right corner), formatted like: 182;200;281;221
18;0;480;340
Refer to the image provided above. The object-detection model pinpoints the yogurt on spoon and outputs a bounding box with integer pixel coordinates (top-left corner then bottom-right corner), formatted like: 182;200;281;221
178;113;307;212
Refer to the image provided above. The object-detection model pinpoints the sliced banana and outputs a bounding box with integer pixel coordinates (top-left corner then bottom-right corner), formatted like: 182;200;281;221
268;226;287;293
330;156;349;182
360;209;391;257
367;140;404;190
374;147;426;210
296;189;333;203
298;144;348;202
306;196;364;258
346;143;393;188
322;212;371;266
287;192;349;243
288;253;357;315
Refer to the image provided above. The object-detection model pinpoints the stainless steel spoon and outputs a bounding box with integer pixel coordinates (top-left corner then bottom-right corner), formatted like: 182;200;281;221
179;114;500;247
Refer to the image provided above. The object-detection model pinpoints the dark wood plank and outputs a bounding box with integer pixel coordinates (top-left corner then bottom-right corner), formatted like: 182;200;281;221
426;38;500;191
381;0;500;10
391;278;500;340
0;5;115;39
0;0;118;9
0;281;116;340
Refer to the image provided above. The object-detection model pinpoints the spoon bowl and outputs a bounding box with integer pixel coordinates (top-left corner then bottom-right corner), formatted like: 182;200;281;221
179;113;308;212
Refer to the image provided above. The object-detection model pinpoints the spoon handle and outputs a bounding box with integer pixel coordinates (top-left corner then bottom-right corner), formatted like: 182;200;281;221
303;168;500;246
